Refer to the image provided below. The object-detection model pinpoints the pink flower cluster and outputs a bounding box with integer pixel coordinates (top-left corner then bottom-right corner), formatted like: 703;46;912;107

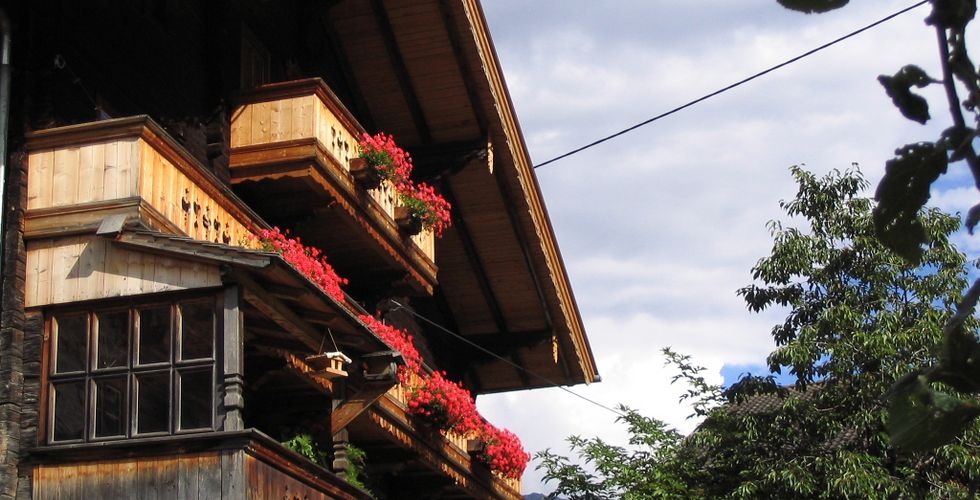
357;314;422;380
358;131;452;237
398;181;452;237
358;132;413;185
475;426;530;480
255;227;348;303
405;371;484;435
357;314;529;479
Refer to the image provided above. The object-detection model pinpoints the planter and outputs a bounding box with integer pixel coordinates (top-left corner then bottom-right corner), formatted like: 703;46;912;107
394;206;423;236
304;351;352;380
349;157;383;190
466;438;485;454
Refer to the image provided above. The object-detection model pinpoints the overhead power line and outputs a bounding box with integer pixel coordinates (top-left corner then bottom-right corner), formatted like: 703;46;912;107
533;1;930;169
389;300;626;418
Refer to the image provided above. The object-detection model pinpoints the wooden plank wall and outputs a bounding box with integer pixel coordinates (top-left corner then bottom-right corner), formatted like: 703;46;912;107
27;138;140;210
24;236;221;308
27;136;256;247
33;453;222;500
244;454;336;500
230;94;358;172
230;95;317;149
32;450;358;499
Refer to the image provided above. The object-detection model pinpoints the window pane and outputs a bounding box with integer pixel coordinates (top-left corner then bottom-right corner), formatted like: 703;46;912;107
180;302;214;360
93;376;127;438
179;369;213;430
136;372;170;434
54;314;87;373
137;306;170;365
96;311;128;370
51;381;85;441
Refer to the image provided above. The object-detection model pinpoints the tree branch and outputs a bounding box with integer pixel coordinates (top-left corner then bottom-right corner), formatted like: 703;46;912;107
935;25;980;188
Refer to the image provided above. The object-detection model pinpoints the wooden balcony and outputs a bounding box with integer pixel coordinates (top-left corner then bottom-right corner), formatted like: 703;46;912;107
25;116;262;246
229;78;438;295
28;431;371;499
349;371;523;499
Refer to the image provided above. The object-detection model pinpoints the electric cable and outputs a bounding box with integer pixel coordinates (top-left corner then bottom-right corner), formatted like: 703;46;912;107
533;1;929;169
389;300;626;418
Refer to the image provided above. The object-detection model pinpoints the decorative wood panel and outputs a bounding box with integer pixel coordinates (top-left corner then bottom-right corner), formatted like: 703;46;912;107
25;236;220;308
25;116;262;247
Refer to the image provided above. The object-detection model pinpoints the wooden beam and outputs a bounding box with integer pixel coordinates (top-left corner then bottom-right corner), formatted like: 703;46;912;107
408;138;490;181
369;0;432;143
490;168;574;383
437;0;489;136
112;231;271;268
316;6;377;132
266;284;308;301
279;349;339;395
226;269;322;352
440;185;531;386
330;352;400;435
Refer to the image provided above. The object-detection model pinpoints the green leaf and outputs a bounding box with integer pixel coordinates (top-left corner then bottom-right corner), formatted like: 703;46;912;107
929;329;980;392
926;0;977;30
872;142;948;262
776;0;849;14
967;202;980;234
928;279;980;392
939;126;975;162
886;376;980;451
878;66;937;124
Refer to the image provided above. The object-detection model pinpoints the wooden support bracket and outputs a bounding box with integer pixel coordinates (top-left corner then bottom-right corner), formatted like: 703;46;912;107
330;351;400;435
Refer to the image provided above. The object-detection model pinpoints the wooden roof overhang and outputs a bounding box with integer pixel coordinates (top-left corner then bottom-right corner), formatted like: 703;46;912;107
322;0;598;393
105;228;393;358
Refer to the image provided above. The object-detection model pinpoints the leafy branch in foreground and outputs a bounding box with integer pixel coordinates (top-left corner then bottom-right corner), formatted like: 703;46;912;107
537;166;980;498
778;0;980;453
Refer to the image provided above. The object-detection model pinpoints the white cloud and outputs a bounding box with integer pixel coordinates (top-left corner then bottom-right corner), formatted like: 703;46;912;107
478;0;980;494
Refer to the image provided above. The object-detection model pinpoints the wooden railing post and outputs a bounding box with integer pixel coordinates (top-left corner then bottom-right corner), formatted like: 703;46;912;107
221;285;245;431
332;428;349;479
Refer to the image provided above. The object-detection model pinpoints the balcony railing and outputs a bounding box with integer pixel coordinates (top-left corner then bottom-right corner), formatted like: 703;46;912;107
26;116;262;246
383;371;523;497
228;78;437;294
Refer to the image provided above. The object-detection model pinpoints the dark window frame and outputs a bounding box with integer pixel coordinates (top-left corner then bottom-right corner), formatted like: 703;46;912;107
45;295;218;444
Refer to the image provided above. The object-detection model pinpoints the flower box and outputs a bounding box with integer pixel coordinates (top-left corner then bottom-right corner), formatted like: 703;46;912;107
349;157;383;190
395;206;423;236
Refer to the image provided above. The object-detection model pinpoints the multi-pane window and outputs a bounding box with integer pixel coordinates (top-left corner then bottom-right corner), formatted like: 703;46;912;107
47;299;217;443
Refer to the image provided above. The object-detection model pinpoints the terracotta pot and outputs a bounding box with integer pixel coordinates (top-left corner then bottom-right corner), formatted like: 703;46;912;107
394;206;423;236
349;157;383;190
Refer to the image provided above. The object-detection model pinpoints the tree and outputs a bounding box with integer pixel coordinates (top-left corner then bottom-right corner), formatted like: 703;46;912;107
776;0;980;449
537;166;980;498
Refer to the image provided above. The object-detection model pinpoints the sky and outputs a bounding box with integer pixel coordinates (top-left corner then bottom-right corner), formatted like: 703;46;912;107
472;1;980;494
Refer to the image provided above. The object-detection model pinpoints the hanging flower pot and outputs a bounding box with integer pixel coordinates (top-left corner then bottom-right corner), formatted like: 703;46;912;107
354;133;414;190
305;351;352;380
394;205;424;236
349;157;384;190
467;437;485;454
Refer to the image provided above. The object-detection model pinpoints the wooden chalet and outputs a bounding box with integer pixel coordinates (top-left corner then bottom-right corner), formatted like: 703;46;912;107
0;1;598;498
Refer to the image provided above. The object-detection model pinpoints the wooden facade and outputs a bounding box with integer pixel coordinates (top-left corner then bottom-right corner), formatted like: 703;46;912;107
0;0;599;498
